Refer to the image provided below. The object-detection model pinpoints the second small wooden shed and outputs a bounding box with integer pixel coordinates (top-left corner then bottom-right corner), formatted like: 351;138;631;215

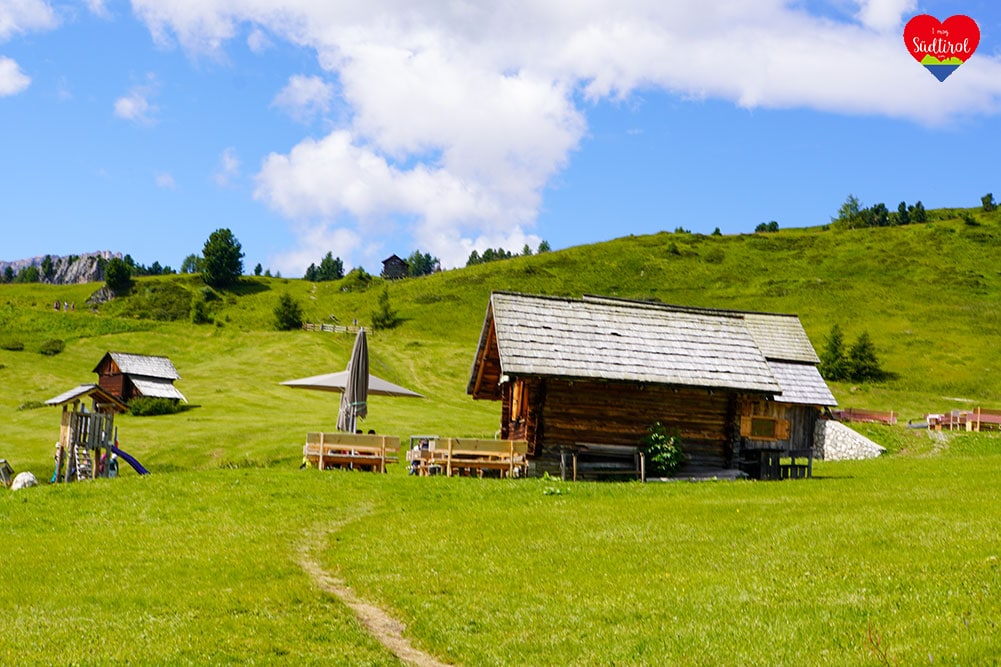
93;352;186;403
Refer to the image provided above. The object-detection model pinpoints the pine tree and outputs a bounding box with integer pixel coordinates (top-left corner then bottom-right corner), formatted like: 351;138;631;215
847;331;883;382
274;293;304;331
104;257;133;295
819;324;848;381
371;287;399;330
317;252;344;281
201;228;244;288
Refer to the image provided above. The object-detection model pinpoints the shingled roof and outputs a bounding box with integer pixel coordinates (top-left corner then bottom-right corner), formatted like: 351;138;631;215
93;351;187;402
45;384;129;412
470;292;782;396
93;352;181;380
468;292;835;406
580;295;819;364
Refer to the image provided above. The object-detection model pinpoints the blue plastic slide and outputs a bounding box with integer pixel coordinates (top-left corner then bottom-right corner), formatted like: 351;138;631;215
109;445;150;476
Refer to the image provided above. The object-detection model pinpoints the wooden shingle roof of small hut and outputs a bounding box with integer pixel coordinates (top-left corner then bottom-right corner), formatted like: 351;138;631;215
469;292;783;399
93;352;187;402
468;292;835;406
578;295;835;406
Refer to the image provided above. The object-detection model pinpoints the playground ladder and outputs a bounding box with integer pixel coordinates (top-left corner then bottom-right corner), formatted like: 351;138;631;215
74;443;92;480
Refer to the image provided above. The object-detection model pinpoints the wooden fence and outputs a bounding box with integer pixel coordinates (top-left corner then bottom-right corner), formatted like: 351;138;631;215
831;408;897;425
302;323;365;335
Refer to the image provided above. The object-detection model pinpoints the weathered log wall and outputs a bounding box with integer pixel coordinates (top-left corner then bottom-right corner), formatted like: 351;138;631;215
739;399;820;453
526;379;735;473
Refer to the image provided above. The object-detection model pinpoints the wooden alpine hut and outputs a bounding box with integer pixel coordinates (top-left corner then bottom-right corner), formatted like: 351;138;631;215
93;352;186;404
467;292;836;479
380;254;409;280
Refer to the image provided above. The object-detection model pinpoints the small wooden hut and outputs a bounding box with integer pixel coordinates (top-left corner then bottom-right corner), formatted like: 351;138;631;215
92;352;186;403
467;292;836;479
380;254;409;280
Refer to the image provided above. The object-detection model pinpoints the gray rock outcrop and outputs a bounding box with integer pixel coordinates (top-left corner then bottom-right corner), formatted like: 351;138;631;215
814;419;886;461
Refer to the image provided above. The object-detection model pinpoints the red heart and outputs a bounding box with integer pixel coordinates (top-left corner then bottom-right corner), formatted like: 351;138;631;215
904;14;980;64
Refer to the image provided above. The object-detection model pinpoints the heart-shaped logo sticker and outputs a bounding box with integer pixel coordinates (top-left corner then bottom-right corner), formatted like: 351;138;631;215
904;14;980;82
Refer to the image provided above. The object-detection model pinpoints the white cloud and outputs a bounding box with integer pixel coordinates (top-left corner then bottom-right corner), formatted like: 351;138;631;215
854;0;916;32
214;147;241;187
247;27;271;53
113;74;159;125
0;56;30;95
129;0;1001;270
0;0;57;41
85;0;111;19
269;224;362;278
0;0;56;97
271;74;333;123
155;171;176;189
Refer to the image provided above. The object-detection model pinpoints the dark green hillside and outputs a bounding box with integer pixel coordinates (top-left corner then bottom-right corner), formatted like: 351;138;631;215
3;205;1001;472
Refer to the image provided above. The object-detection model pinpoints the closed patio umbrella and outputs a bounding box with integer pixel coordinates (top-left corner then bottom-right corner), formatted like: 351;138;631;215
336;328;369;433
280;328;423;432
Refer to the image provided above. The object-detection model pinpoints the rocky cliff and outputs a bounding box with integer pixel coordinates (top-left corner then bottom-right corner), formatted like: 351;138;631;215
0;251;121;284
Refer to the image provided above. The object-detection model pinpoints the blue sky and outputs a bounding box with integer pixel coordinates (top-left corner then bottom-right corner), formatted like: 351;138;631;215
2;1;1001;275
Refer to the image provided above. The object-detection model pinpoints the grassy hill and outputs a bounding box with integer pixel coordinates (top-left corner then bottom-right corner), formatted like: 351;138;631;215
3;205;1001;472
4;207;1001;665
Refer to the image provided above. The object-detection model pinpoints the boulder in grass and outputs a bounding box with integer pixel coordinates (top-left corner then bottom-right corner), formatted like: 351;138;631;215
11;471;38;491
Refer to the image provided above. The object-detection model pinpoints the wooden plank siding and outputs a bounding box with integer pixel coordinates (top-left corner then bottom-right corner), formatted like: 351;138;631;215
510;378;738;474
97;374;127;402
738;399;820;453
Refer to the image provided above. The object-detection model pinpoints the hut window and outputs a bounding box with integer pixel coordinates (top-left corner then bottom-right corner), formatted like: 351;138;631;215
740;416;790;440
750;417;777;438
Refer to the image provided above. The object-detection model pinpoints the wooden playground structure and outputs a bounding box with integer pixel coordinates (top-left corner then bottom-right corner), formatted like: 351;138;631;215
45;385;133;482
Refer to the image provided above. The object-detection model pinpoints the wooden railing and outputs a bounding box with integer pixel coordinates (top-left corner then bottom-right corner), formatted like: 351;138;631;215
302;323;365;335
831;408;897;425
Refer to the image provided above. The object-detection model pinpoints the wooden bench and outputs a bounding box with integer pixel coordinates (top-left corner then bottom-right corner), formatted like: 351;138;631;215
416;438;528;478
303;433;400;473
963;408;1001;432
741;447;812;480
560;443;646;482
779;449;813;479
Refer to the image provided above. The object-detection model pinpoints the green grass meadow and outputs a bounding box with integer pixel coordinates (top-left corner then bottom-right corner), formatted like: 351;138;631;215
3;448;999;665
4;212;1001;664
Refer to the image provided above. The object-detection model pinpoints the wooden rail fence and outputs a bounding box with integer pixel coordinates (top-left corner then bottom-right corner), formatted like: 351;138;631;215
831;408;897;425
302;323;366;335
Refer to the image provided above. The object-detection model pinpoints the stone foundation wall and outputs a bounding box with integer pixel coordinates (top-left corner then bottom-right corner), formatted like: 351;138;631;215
814;419;886;461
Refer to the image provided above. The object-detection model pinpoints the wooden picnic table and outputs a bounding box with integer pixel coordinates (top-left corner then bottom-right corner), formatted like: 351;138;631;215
303;432;400;472
409;437;528;478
